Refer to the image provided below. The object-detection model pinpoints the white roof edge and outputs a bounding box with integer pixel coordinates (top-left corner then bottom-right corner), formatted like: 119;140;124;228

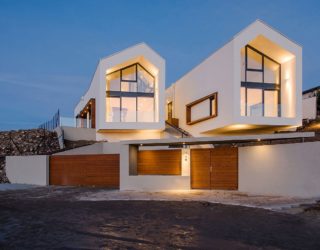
100;42;165;62
234;19;302;48
120;132;315;145
74;60;101;111
166;19;302;90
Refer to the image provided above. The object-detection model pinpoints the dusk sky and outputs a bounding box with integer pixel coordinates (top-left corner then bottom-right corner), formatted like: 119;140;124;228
0;0;319;130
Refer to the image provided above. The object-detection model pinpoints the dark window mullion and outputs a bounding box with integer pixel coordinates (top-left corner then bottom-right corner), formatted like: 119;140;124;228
246;68;263;72
262;55;265;83
262;89;265;116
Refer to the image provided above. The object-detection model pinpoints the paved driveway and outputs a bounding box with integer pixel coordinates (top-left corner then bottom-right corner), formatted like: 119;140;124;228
0;186;320;249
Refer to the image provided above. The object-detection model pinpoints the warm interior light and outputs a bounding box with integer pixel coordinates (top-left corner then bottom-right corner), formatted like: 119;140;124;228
229;124;251;130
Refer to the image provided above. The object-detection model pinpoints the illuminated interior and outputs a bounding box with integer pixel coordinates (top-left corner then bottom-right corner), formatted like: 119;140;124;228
106;63;156;123
240;35;296;118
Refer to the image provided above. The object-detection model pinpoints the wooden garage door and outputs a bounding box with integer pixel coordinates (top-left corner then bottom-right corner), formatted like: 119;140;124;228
191;147;238;190
50;154;119;188
137;150;181;175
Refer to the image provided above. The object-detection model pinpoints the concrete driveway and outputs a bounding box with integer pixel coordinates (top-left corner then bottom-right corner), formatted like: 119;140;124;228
1;186;320;249
78;189;319;211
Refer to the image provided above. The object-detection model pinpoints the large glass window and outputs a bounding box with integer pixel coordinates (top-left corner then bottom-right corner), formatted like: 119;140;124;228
106;71;120;91
264;58;280;84
137;97;154;122
241;45;281;117
105;63;155;122
247;89;263;116
106;97;120;122
122;65;136;81
121;97;136;122
137;64;154;93
264;90;278;117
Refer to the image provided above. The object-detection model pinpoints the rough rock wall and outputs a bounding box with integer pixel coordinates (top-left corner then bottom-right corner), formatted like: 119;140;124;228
0;129;60;183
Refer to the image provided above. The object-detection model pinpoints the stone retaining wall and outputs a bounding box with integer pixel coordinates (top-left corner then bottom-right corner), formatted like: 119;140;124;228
0;129;60;183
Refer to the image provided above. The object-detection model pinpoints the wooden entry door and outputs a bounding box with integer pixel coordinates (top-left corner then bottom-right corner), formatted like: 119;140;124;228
191;147;238;190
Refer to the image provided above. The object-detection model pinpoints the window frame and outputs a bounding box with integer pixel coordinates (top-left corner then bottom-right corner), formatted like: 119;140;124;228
241;45;281;117
186;92;218;125
106;63;155;122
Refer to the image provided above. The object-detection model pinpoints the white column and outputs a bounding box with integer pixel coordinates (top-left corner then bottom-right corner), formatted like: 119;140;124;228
181;148;190;176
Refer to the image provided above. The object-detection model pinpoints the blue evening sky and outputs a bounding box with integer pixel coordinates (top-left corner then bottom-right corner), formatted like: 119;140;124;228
0;0;319;130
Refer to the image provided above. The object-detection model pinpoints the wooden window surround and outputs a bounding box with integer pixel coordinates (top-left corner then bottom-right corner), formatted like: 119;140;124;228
186;92;218;125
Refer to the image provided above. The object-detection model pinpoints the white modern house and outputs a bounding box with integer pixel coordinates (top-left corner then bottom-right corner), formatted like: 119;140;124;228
7;20;320;198
74;20;302;141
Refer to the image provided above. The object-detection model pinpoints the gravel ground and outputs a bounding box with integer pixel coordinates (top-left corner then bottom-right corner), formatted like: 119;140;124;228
0;186;320;249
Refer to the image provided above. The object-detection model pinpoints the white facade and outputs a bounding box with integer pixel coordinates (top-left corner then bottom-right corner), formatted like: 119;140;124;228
303;96;317;120
166;20;302;137
75;43;165;142
75;20;302;141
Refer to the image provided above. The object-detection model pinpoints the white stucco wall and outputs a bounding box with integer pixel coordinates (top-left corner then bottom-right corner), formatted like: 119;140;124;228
6;155;49;186
239;141;320;197
54;142;122;155
303;96;317;120
96;130;162;142
61;126;96;141
169;40;234;137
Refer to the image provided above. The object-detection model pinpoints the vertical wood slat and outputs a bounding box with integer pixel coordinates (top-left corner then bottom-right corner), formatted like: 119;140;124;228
49;154;119;188
211;147;238;190
191;149;211;189
190;148;238;190
137;150;181;175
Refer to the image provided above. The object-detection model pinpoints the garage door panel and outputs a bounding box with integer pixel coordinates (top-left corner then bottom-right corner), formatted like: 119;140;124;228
138;150;181;175
50;154;119;188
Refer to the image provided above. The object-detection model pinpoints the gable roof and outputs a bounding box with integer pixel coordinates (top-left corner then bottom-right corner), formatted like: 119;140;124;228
234;19;302;47
99;42;165;63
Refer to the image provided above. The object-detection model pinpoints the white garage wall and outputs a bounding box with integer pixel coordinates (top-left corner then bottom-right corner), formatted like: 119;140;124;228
302;97;317;120
239;141;320;197
6;155;49;186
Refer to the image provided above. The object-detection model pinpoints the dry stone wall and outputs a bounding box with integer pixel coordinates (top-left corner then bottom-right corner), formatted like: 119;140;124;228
0;129;60;183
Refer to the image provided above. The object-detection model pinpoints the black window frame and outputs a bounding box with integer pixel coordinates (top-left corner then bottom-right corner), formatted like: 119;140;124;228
106;63;155;122
241;45;281;117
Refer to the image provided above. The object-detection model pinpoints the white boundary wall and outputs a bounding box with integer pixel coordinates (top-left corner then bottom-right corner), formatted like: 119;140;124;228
302;96;317;120
6;155;49;186
239;141;320;197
